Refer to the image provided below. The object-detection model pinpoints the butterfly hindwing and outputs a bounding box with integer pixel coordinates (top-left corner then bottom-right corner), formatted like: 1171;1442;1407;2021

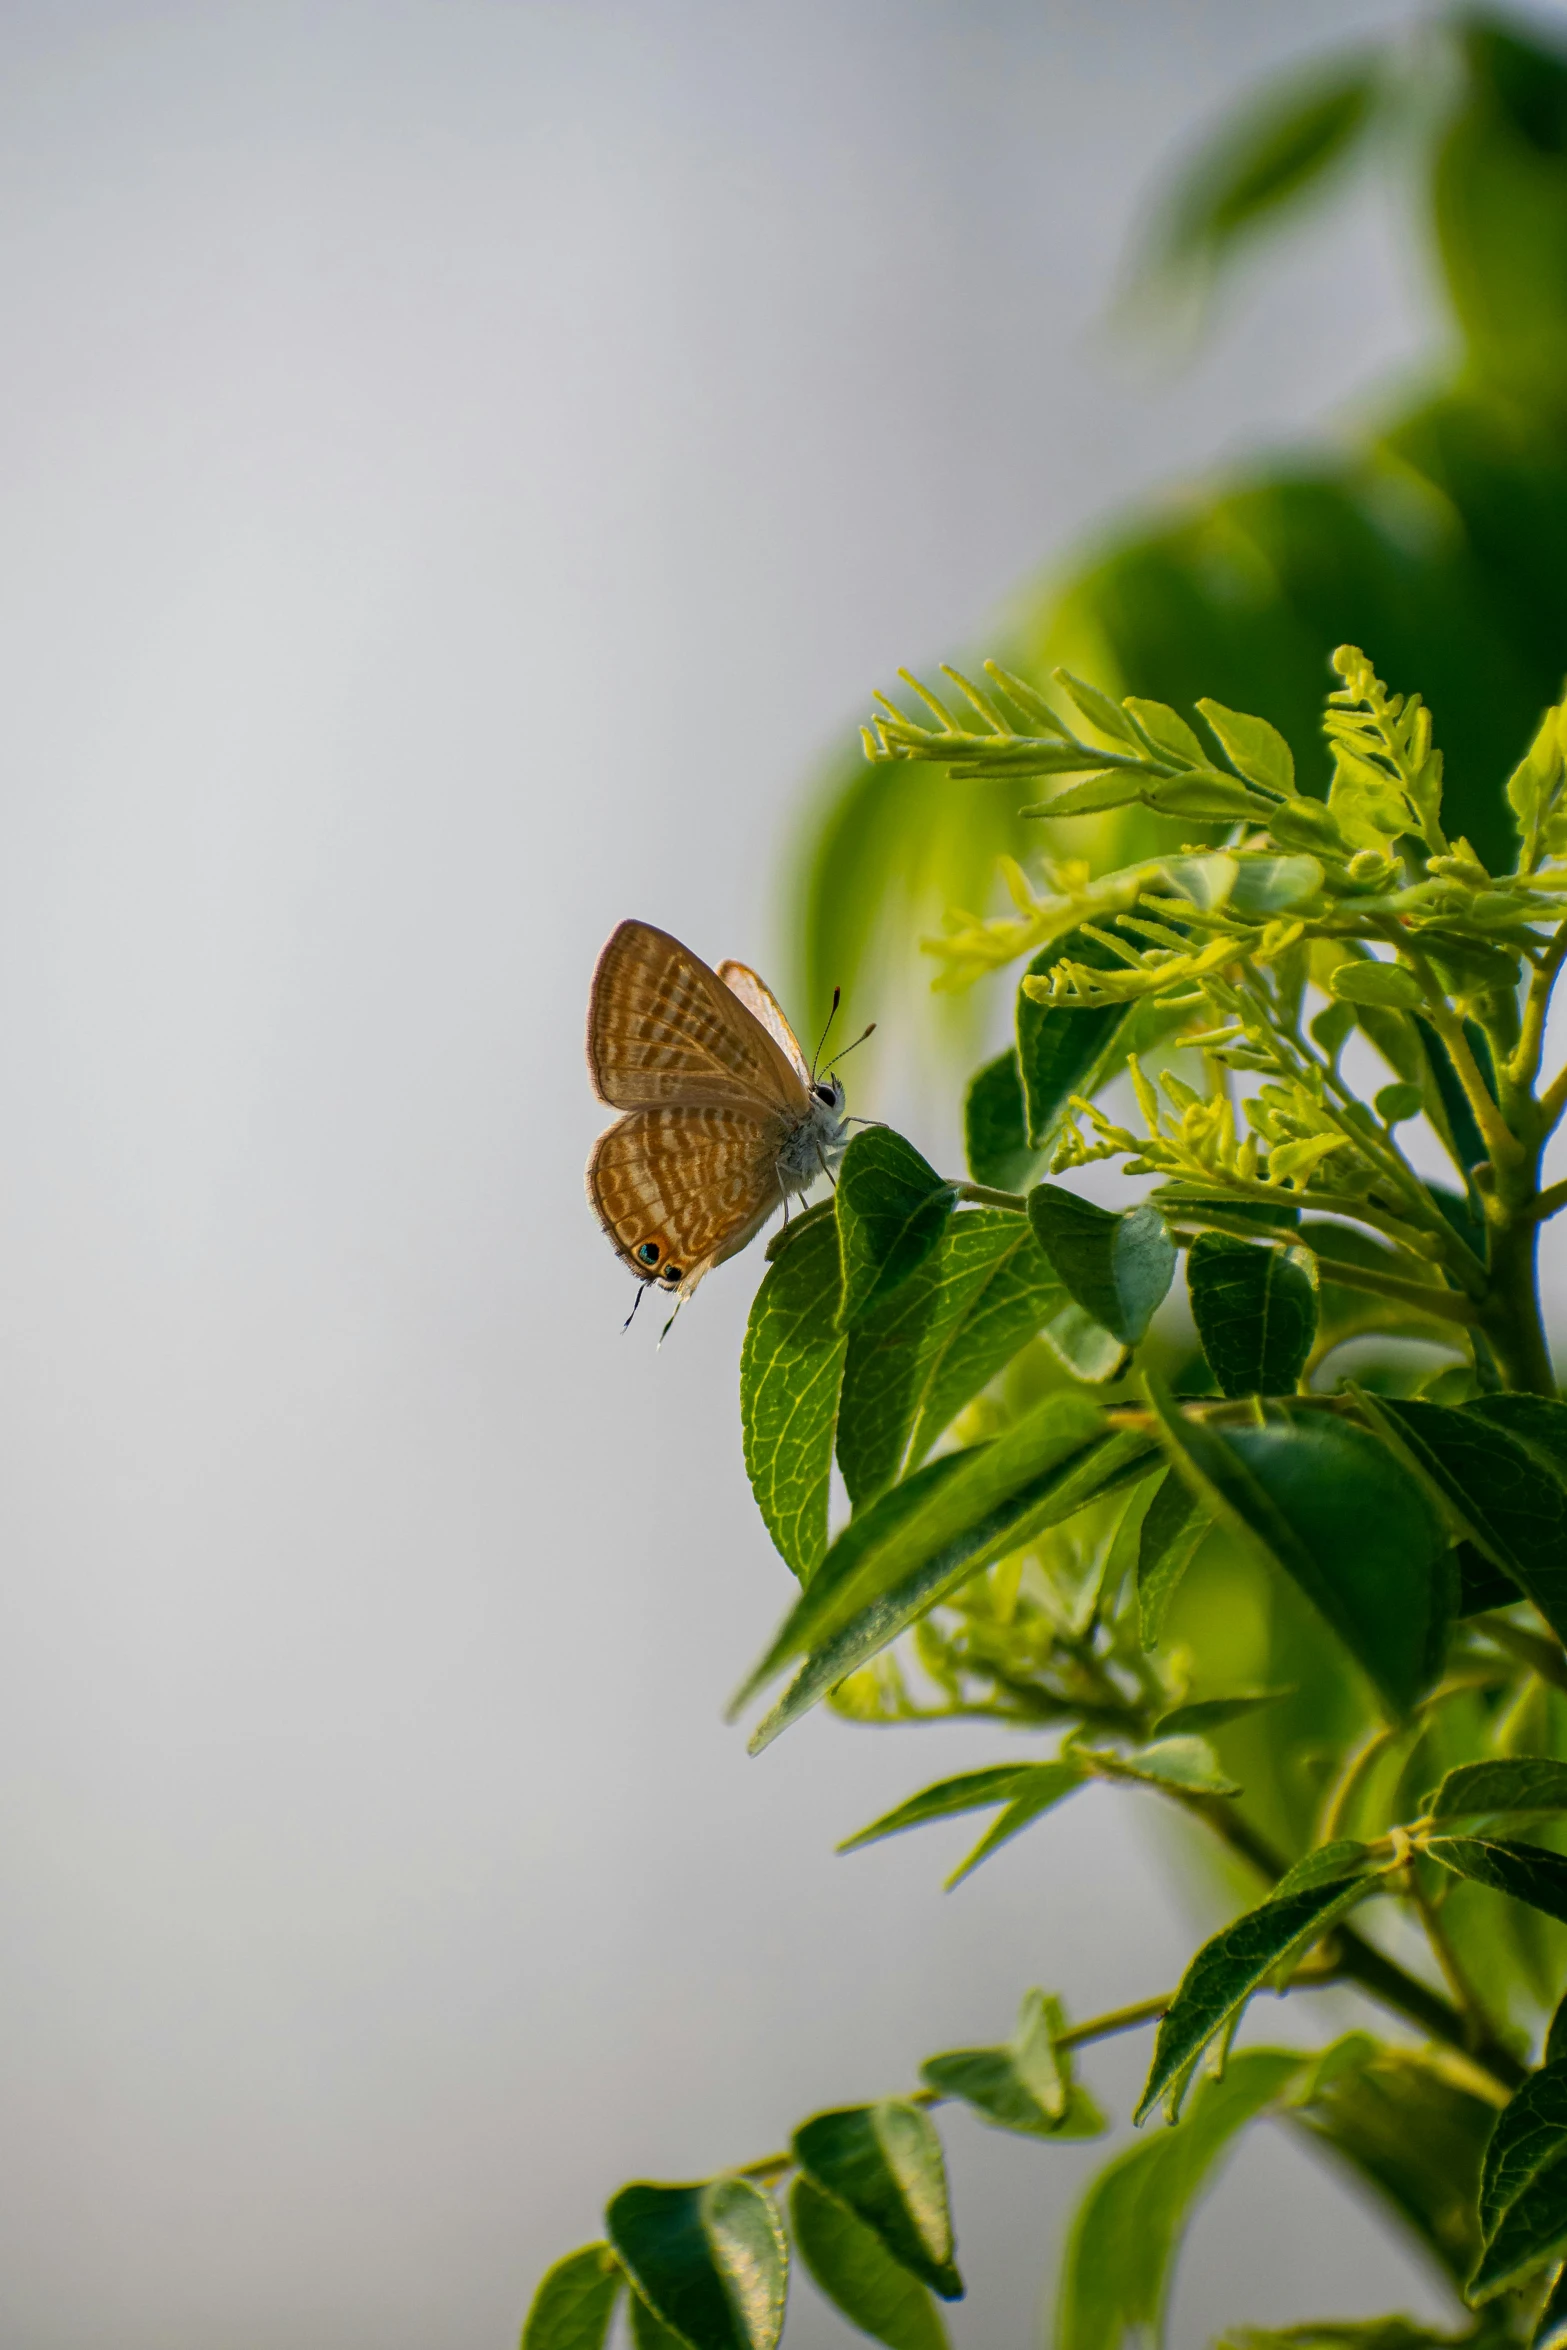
588;921;802;1112
586;1104;792;1294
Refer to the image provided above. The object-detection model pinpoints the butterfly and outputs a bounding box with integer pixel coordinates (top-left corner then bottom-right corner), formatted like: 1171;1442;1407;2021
585;919;860;1307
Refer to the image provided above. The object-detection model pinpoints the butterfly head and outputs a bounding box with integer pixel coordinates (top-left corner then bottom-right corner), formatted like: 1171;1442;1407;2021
810;1075;845;1118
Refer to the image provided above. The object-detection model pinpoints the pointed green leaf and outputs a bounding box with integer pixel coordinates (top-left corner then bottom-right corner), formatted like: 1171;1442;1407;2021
1428;1759;1567;1824
962;1049;1039;1193
1153;1689;1290;1738
943;1759;1087;1888
921;1990;1106;2141
740;1211;846;1579
836;1129;957;1332
1269;1839;1379;1899
1147;1383;1450;1717
1366;1398;1567;1644
836;1211;1060;1511
1137;1875;1377;2122
788;2179;949;2350
790;2103;961;2301
1024;772;1147;819
734;1390;1105;1710
1427;1838;1567;1927
1137;1466;1208;1648
1053;668;1143;746
522;2244;623;2350
1028;1188;1176;1346
1196;699;1297;795
1092;1734;1241;1796
607;2180;787;2350
746;1430;1155;1750
1124;697;1206;766
836;1765;1045;1855
1017;933;1133;1147
1058;2051;1306;2350
1186;1234;1317;1398
1470;2058;1567;2301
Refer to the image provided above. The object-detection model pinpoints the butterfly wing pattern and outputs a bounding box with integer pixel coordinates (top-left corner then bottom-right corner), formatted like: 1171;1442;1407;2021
585;919;850;1300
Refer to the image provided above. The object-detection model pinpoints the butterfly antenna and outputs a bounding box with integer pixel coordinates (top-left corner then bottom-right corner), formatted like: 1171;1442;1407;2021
622;1283;648;1334
809;987;841;1081
821;1021;876;1076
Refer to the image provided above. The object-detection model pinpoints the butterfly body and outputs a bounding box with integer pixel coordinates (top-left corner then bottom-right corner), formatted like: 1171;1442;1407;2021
585;919;850;1300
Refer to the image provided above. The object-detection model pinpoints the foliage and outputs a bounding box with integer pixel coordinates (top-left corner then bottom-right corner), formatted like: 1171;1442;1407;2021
791;8;1567;1052
533;644;1567;2346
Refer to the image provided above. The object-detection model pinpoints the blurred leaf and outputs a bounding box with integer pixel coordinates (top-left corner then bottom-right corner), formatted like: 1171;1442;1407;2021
1365;1397;1567;1644
1427;1758;1567;1824
522;2244;624;2350
1041;1298;1129;1383
1467;1395;1567;1485
837;1130;958;1333
1137;1465;1209;1647
837;1211;1062;1511
1471;2057;1567;2301
1535;2266;1567;2350
790;2103;961;2301
1094;1733;1241;1796
1187;1234;1318;1397
1137;55;1381;295
1028;1188;1176;1346
607;2180;787;2350
944;1759;1087;1888
1154;1689;1291;1738
837;1764;1054;1855
1292;2043;1497;2285
788;2179;949;2350
1057;2050;1305;2350
1436;18;1567;406
921;1989;1106;2141
1017;932;1131;1146
629;2293;695;2350
1146;1382;1451;1717
1136;1876;1377;2121
740;1212;846;1579
963;1049;1039;1193
1428;1837;1567;1927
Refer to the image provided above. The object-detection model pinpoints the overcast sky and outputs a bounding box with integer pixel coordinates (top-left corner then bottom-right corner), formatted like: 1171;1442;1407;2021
0;3;1550;2345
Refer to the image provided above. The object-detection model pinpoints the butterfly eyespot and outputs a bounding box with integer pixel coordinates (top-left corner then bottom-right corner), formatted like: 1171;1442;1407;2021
637;1241;661;1266
664;1266;684;1284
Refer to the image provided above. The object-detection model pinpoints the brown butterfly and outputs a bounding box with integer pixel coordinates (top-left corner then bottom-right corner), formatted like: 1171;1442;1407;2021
585;919;859;1307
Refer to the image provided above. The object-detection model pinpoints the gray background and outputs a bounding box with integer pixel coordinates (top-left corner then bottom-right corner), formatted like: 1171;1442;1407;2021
0;2;1555;2344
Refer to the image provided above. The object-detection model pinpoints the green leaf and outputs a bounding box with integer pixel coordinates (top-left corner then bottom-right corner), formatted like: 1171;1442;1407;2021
1270;1839;1379;1899
1427;1838;1567;1927
1094;1734;1241;1796
1466;1395;1567;1487
1225;854;1324;915
1534;2264;1567;2350
1053;667;1143;746
1470;2058;1567;2300
1124;696;1206;765
746;1427;1154;1752
1137;1466;1208;1648
788;2180;949;2350
920;1989;1106;2141
943;1759;1087;1888
1329;960;1425;1009
1042;1299;1129;1383
836;1129;957;1333
1028;1188;1176;1346
837;1765;1046;1855
1146;1382;1450;1717
522;2244;624;2350
740;1212;847;1580
1291;2043;1495;2286
1017;932;1132;1148
1154;1690;1291;1738
1135;1878;1378;2121
735;1389;1103;1709
1196;699;1297;794
962;1049;1038;1193
1366;1398;1567;1644
607;2179;788;2350
629;2293;694;2350
836;1211;1061;1511
1186;1234;1317;1398
1057;2050;1306;2350
790;2103;961;2301
1427;1759;1567;1824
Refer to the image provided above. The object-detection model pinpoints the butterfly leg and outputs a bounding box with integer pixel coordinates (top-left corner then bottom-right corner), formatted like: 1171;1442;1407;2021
814;1141;838;1191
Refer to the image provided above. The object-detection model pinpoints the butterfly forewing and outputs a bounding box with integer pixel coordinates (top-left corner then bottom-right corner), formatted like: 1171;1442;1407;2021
586;1103;791;1289
715;960;811;1083
588;921;802;1111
